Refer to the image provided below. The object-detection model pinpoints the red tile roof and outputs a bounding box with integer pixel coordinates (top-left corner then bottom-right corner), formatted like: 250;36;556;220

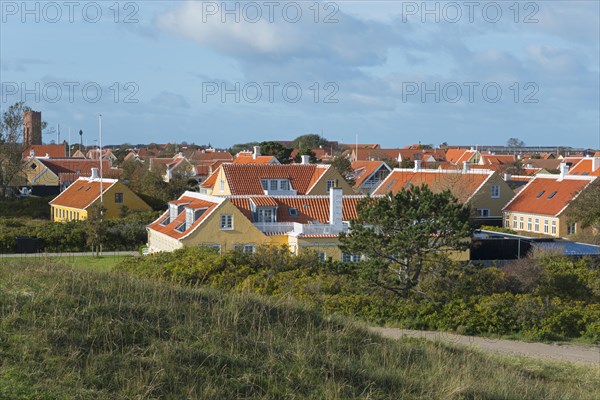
233;155;278;164
190;151;233;162
373;169;492;203
49;178;117;209
569;158;600;176
229;196;364;224
353;148;401;161
503;176;595;216
23;144;66;159
481;154;516;165
41;159;112;176
203;164;330;195
351;160;389;188
148;196;221;239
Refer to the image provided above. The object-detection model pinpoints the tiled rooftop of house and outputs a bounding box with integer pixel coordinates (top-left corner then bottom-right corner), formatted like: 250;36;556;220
569;157;600;176
503;175;596;216
351;160;389;188
373;168;493;203
148;195;223;239
49;177;117;209
23;144;67;159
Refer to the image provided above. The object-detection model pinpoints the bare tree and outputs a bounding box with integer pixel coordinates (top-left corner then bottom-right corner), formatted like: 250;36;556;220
0;102;28;197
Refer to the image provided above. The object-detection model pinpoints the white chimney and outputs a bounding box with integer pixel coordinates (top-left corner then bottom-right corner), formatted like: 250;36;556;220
29;149;35;158
463;162;470;172
592;157;600;172
413;160;422;171
253;146;261;159
90;168;99;180
329;187;343;229
504;173;512;181
559;162;569;179
301;155;310;165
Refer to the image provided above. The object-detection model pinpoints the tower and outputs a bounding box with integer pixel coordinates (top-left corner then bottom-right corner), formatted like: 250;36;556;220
23;110;42;146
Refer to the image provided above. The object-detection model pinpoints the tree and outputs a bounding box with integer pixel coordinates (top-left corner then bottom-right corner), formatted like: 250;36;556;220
86;203;108;256
292;134;328;150
293;147;317;163
339;185;472;296
506;138;525;148
566;180;600;244
0;102;28;197
260;141;293;164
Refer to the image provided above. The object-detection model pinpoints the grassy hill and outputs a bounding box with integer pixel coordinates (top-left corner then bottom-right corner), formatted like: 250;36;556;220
0;260;598;400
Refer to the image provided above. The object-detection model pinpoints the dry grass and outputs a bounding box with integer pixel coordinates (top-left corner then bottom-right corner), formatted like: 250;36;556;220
0;260;598;399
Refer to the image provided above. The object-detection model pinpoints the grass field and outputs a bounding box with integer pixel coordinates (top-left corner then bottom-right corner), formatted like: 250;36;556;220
0;254;133;272
0;259;598;400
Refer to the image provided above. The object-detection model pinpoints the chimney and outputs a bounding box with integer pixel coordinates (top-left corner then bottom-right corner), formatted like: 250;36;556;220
253;146;261;159
503;173;512;181
463;162;470;172
169;203;179;222
559;162;569;179
90;168;99;180
413;160;422;172
329;187;343;229
301;155;310;165
592;157;600;172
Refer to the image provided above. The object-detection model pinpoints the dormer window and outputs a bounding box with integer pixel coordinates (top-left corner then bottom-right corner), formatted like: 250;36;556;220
260;179;295;195
256;207;276;223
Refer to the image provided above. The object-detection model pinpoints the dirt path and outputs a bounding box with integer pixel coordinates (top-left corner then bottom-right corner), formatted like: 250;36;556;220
370;327;600;366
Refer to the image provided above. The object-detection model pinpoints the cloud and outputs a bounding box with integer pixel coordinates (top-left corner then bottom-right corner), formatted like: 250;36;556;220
151;91;190;109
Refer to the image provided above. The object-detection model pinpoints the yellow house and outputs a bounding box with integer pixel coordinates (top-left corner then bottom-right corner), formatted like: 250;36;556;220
503;169;597;238
147;189;471;262
49;171;151;222
147;189;364;261
373;163;514;223
199;163;355;196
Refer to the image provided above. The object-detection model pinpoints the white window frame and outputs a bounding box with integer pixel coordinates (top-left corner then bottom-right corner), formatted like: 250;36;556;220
477;208;490;217
220;214;233;230
342;253;361;263
327;180;335;191
491;184;500;198
219;179;225;192
527;218;532;231
317;252;326;262
534;219;539;232
519;216;524;230
544;220;549;233
551;220;557;235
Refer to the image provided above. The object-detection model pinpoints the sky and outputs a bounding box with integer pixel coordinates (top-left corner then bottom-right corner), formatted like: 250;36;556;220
1;0;599;149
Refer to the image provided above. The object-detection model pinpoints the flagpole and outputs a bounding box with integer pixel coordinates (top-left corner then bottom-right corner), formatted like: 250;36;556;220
99;114;103;204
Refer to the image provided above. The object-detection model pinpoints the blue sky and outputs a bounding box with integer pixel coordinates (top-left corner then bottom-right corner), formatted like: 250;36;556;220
1;1;598;148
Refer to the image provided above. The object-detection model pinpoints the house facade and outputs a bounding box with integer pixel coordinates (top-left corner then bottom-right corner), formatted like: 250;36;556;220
373;162;514;223
49;169;151;222
502;167;597;238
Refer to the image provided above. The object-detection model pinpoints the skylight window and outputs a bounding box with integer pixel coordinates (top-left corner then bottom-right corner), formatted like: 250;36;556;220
403;181;412;189
85;187;91;192
536;191;545;198
547;191;557;199
289;208;298;217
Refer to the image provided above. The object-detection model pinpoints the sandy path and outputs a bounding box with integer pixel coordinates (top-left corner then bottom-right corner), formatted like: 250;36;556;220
370;327;600;366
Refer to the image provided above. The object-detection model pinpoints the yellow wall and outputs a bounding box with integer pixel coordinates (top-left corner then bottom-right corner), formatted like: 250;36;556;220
51;206;87;222
503;211;561;238
307;167;355;195
469;173;514;218
181;201;270;252
101;181;152;219
51;181;151;222
23;159;58;186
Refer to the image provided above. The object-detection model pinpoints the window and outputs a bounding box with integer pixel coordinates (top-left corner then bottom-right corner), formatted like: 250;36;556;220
257;208;275;223
243;245;255;253
547;191;557;199
261;179;269;190
30;164;37;170
551;220;557;235
200;244;221;253
270;180;278;191
342;253;361;263
512;216;517;229
289;208;298;217
491;184;500;198
519;216;524;230
544;220;549;233
219;179;225;192
115;192;124;203
477;209;490;217
220;214;233;230
317;252;326;262
534;219;539;232
567;223;577;235
279;180;290;191
536;190;545;198
327;180;335;191
175;222;186;233
527;218;532;231
504;216;510;228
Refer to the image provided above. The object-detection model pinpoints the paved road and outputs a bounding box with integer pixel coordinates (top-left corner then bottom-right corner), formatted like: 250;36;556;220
0;251;138;258
370;327;600;366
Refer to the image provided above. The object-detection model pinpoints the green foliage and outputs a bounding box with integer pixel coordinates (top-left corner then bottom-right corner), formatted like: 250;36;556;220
480;225;518;234
0;196;52;219
260;141;292;164
2;261;598;399
327;157;354;185
119;247;600;342
292;133;328;149
340;186;472;296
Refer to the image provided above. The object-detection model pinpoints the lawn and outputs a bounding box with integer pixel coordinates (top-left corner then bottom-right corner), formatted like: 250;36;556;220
0;254;133;272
